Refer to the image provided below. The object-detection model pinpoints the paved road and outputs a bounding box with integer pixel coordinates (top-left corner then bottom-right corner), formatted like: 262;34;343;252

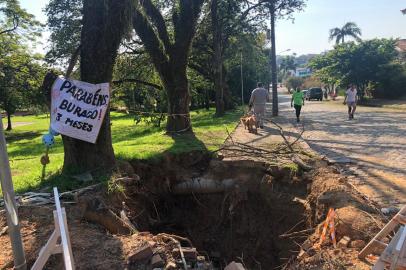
292;98;406;208
230;90;405;208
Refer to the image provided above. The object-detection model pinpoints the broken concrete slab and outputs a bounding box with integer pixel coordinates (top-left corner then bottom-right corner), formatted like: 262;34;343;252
224;261;245;270
172;247;197;261
128;244;153;263
151;254;165;268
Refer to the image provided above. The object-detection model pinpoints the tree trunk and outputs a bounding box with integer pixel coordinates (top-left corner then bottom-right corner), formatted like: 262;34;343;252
165;71;191;133
6;111;11;131
222;66;234;110
270;5;278;116
62;0;131;173
212;0;224;117
205;88;210;110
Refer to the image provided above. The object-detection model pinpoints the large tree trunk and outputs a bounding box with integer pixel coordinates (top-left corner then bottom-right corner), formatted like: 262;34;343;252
270;5;278;117
165;71;191;133
62;0;131;173
211;0;224;117
6;111;11;131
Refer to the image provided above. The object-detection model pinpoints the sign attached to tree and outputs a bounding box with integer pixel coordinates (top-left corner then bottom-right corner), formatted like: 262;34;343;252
50;76;110;143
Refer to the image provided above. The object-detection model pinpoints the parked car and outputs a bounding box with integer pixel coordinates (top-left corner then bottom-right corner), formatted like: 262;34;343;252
302;90;308;97
306;88;323;101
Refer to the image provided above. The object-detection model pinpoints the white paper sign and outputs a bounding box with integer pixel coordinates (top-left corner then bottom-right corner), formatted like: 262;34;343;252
51;76;110;143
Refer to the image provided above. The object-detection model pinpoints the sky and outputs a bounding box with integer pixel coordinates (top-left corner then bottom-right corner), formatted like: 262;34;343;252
20;0;406;56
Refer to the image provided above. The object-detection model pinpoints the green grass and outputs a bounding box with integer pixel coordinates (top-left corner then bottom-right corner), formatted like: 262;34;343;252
1;108;242;194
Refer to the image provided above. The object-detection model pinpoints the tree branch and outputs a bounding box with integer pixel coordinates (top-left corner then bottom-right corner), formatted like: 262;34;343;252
0;15;19;35
112;78;162;90
132;3;169;73
140;0;171;51
173;0;205;57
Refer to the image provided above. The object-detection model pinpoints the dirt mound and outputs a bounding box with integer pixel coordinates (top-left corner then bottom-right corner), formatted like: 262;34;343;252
291;163;386;270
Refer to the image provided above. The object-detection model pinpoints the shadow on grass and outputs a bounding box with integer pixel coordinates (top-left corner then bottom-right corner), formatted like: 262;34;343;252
5;131;42;143
192;109;243;128
165;130;208;154
112;125;163;145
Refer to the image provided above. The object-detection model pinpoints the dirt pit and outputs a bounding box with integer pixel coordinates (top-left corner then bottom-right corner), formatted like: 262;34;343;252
108;155;312;269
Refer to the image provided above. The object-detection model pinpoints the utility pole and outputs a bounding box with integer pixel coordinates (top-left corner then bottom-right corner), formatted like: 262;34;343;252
240;51;244;106
0;115;27;270
270;3;278;116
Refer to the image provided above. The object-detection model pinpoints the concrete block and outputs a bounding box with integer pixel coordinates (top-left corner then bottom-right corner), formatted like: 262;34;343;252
349;239;366;249
337;236;351;248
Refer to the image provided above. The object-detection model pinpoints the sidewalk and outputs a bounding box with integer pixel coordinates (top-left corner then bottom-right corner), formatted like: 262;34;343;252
220;97;311;164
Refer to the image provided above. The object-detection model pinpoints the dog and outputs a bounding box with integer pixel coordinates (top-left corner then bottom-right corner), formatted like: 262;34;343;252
240;113;258;134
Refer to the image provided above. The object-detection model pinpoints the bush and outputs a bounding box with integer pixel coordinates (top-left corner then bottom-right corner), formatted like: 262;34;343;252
302;76;323;89
372;63;406;99
285;77;304;92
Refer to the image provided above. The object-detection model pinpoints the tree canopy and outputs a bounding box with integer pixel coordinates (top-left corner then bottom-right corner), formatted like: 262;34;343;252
0;0;42;38
0;0;45;130
310;38;406;98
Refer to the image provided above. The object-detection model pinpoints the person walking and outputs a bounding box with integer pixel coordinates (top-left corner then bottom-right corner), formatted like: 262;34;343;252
291;88;305;123
249;82;269;128
343;84;358;120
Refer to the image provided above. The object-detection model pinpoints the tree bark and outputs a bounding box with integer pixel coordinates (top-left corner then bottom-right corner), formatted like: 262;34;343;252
6;111;11;131
164;70;191;133
211;0;224;117
62;0;132;173
270;5;278;117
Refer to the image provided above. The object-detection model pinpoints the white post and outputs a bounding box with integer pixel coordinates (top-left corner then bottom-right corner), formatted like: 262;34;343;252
0;115;27;270
31;188;74;270
53;188;74;270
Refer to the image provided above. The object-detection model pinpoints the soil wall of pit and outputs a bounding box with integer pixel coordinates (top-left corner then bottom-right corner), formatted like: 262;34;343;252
112;151;311;269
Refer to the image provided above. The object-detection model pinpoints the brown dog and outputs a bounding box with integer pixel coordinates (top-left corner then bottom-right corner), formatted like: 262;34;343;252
240;114;258;133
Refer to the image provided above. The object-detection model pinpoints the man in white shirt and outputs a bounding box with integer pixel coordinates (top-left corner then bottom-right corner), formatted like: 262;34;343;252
343;84;358;120
249;82;270;128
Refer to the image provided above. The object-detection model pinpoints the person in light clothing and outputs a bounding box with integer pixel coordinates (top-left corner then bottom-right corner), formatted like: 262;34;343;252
249;82;269;129
343;84;358;120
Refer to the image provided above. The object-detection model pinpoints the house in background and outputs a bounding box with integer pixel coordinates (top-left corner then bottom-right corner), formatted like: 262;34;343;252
395;39;406;62
295;67;312;78
396;39;406;52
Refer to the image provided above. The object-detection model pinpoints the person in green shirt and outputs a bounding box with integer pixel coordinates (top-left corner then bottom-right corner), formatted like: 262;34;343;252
291;88;305;123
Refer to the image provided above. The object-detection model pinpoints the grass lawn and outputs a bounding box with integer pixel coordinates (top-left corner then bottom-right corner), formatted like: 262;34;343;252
1;108;242;194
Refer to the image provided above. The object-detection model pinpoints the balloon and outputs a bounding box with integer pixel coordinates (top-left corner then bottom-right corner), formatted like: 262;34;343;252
49;127;60;136
42;133;55;147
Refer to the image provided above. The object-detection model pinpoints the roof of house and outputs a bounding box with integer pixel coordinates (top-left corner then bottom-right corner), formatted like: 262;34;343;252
396;39;406;52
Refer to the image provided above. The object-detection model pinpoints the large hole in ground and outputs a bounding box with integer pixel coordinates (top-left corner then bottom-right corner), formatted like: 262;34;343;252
125;155;311;269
